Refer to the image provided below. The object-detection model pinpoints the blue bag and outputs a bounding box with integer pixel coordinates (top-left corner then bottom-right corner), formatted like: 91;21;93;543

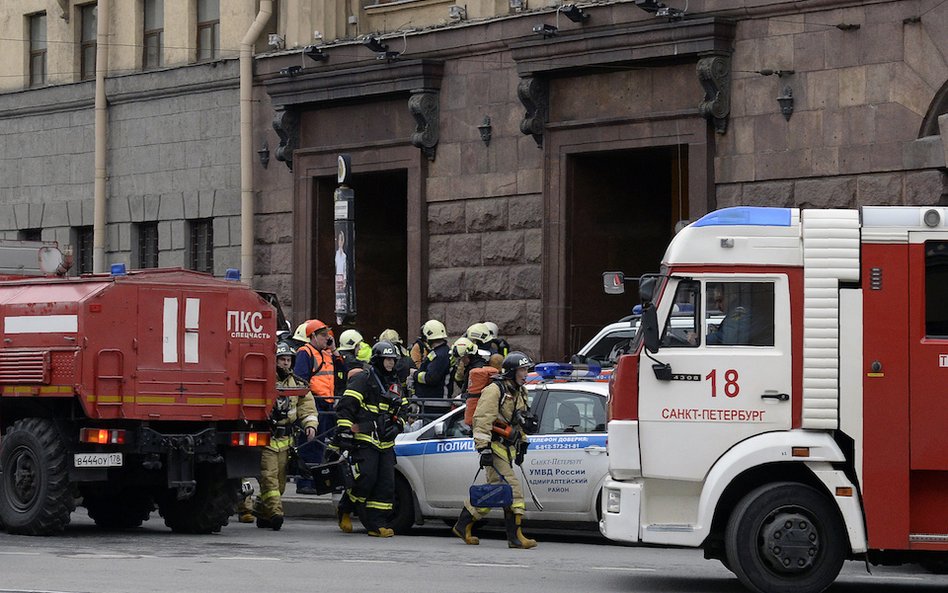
468;466;513;508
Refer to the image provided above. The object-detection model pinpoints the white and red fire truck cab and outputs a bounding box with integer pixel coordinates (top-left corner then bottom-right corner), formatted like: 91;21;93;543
602;206;948;593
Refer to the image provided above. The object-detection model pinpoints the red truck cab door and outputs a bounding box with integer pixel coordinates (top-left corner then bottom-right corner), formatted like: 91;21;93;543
905;237;948;542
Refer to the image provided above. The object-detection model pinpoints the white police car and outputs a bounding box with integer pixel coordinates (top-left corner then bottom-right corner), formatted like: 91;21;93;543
390;363;608;533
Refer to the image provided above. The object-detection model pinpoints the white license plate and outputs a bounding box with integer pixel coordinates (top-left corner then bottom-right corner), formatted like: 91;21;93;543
74;453;123;468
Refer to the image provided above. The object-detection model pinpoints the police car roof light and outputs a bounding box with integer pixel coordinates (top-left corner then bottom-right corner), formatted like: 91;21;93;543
693;206;792;228
110;263;127;276
225;268;241;281
534;362;602;380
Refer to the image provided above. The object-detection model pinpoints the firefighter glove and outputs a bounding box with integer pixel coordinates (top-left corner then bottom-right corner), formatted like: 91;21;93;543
478;448;493;468
515;440;529;466
380;419;403;442
335;430;355;451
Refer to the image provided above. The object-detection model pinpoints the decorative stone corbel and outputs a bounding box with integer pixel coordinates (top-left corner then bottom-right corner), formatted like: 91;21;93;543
697;54;731;134
272;108;300;171
518;76;548;148
409;90;440;161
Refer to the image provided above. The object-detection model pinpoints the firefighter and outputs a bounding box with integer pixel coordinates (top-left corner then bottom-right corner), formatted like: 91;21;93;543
338;329;366;376
451;337;485;395
466;322;504;371
293;319;340;491
483;321;511;357
412;319;452;419
380;328;416;385
452;352;537;549
254;341;319;530
409;324;430;367
334;341;406;537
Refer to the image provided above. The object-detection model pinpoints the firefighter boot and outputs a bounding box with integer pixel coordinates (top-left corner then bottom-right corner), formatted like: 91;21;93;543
367;527;394;538
337;507;353;533
269;514;284;531
452;507;480;545
504;508;537;549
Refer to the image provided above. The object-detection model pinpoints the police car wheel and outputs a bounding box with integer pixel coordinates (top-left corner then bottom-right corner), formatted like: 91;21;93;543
725;482;846;593
390;477;414;535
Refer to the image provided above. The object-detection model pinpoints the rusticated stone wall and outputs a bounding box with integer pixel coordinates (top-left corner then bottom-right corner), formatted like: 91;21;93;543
426;195;543;356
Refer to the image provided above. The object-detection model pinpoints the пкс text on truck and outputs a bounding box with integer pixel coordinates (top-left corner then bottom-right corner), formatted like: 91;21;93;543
0;242;277;535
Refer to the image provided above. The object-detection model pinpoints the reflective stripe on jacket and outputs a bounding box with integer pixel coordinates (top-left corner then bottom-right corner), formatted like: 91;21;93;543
297;343;335;404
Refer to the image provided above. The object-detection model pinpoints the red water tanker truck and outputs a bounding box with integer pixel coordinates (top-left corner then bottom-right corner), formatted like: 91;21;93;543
0;241;277;535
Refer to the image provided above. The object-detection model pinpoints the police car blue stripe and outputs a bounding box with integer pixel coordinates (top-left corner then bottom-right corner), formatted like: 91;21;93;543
394;434;607;457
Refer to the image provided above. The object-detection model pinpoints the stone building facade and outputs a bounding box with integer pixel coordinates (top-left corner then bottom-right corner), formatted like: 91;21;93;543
0;1;269;274
1;1;947;360
253;0;948;359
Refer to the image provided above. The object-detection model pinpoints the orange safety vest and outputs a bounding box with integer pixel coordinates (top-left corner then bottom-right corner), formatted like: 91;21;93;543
298;343;335;404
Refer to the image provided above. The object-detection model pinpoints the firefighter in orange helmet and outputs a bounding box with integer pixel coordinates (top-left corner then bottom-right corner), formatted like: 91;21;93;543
293;319;340;492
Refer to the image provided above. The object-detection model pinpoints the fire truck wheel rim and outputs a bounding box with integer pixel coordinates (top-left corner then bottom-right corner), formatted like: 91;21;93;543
758;508;821;574
7;445;41;511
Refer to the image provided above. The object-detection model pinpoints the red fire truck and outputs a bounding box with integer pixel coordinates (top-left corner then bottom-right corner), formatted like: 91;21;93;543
0;241;276;535
601;207;948;592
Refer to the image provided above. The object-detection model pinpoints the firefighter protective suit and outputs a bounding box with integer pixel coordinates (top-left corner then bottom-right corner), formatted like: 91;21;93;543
335;342;405;537
255;373;318;526
454;352;537;549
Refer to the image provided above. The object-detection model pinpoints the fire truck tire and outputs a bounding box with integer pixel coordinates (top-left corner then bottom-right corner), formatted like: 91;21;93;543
0;418;75;535
725;482;846;593
157;467;239;534
82;487;154;529
390;476;415;534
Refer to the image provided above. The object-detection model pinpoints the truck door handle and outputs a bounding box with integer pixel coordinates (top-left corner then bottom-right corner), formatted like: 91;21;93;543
584;445;606;454
760;392;790;402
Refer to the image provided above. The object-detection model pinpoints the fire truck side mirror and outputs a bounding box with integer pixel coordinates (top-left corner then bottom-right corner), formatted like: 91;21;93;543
603;272;625;295
640;305;661;354
639;275;658;304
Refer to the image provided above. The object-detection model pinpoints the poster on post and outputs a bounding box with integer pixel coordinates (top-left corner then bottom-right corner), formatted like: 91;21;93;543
334;155;356;324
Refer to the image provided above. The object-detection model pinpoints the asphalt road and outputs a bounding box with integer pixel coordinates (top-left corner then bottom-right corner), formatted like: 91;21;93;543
1;511;946;593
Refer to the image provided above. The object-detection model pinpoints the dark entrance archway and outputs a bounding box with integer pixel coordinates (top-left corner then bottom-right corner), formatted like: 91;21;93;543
312;170;409;341
564;146;688;354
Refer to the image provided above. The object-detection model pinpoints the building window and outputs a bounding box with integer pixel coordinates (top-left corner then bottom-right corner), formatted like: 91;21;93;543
80;3;97;81
925;241;948;337
705;282;775;347
189;219;213;274
29;13;47;87
196;0;219;62
18;228;42;242
137;222;159;269
75;226;94;274
143;0;163;69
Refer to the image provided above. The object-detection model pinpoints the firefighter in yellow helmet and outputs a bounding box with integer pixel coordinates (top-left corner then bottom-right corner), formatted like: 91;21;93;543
254;341;319;530
453;352;538;549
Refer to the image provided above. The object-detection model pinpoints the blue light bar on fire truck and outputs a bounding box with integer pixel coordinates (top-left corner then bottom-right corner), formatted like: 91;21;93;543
693;206;792;227
534;362;603;380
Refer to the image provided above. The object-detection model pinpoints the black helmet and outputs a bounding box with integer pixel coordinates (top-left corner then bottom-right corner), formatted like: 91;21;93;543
276;341;296;359
501;351;533;378
370;341;399;367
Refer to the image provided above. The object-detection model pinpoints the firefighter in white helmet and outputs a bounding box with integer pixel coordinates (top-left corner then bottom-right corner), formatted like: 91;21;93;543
412;320;451;398
338;329;366;376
